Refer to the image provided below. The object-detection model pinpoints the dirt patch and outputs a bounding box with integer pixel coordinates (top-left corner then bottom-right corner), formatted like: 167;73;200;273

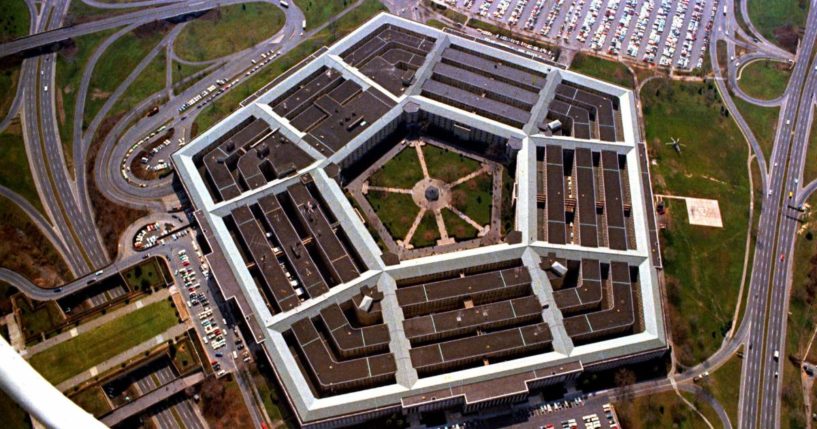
0;207;71;287
133;21;173;39
86;113;148;261
774;24;803;54
198;374;254;428
89;88;111;101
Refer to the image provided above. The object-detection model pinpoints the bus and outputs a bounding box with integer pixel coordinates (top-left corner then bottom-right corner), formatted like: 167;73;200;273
302;20;307;30
280;0;288;7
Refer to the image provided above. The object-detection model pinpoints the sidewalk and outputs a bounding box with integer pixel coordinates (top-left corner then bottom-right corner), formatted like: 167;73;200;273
24;289;171;357
56;324;188;392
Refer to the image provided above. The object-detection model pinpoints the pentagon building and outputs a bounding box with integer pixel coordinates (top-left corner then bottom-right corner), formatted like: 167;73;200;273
173;13;666;428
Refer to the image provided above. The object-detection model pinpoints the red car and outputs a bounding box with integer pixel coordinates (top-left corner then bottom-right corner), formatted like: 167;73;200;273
780;253;785;262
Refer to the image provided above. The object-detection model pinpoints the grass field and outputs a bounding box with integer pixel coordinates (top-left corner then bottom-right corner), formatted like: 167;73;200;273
0;389;30;429
423;144;481;183
366;191;418;241
122;257;168;291
55;28;118;165
451;173;493;227
175;3;285;62
0;199;71;288
29;299;179;384
70;386;112;417
733;96;779;161
804;105;817;183
411;211;440;248
0;122;42;212
0;64;20;121
294;0;354;30
702;349;742;425
641;79;751;366
614;391;712;428
368;147;424;189
192;0;387;136
15;295;64;342
172;61;207;94
84;24;168;131
570;53;635;89
426;19;447;30
780;196;817;428
747;0;808;52
108;51;167;120
442;208;478;241
0;0;30;43
738;60;792;100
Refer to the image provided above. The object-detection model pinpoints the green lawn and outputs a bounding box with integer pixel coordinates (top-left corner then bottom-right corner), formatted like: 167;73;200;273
108;51;167;120
192;0;387;136
451;173;492;227
170;338;200;375
369;147;424;189
0;64;20;121
0;122;42;212
641;79;751;366
175;3;285;62
70;386;112;417
294;0;353;30
426;19;447;30
733;97;779;161
122;257;168;291
780;196;817;429
422;144;481;183
748;0;808;52
56;28;118;166
804;104;817;183
410;211;440;248
738;60;791;100
702;349;742;426
570;53;635;89
366;191;418;241
614;391;711;429
172;61;207;94
29;299;179;384
15;296;64;341
84;25;168;131
0;389;30;429
0;0;30;43
442;208;478;241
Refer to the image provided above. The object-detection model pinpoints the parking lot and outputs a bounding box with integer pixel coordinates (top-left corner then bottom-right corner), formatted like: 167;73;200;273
168;228;251;378
439;0;718;70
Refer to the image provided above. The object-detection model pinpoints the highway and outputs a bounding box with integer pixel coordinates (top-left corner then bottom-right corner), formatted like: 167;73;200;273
722;0;817;427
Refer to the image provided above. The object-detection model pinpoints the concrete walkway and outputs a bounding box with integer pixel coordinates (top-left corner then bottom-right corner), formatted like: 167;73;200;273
56;324;188;392
24;289;171;356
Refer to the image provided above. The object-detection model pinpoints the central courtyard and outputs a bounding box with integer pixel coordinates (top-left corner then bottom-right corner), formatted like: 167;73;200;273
345;129;514;261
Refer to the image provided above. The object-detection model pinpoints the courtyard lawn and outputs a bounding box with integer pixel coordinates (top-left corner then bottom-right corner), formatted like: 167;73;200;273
122;257;168;291
368;147;424;189
738;60;791;100
70;386;112;417
29;299;179;384
442;208;478;241
451;173;493;227
411;211;440;248
422;144;481;183
174;3;285;62
365;191;419;242
641;79;752;366
570;53;635;89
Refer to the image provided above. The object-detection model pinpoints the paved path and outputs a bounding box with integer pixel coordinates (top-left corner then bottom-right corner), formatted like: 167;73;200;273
24;289;170;356
55;323;188;392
